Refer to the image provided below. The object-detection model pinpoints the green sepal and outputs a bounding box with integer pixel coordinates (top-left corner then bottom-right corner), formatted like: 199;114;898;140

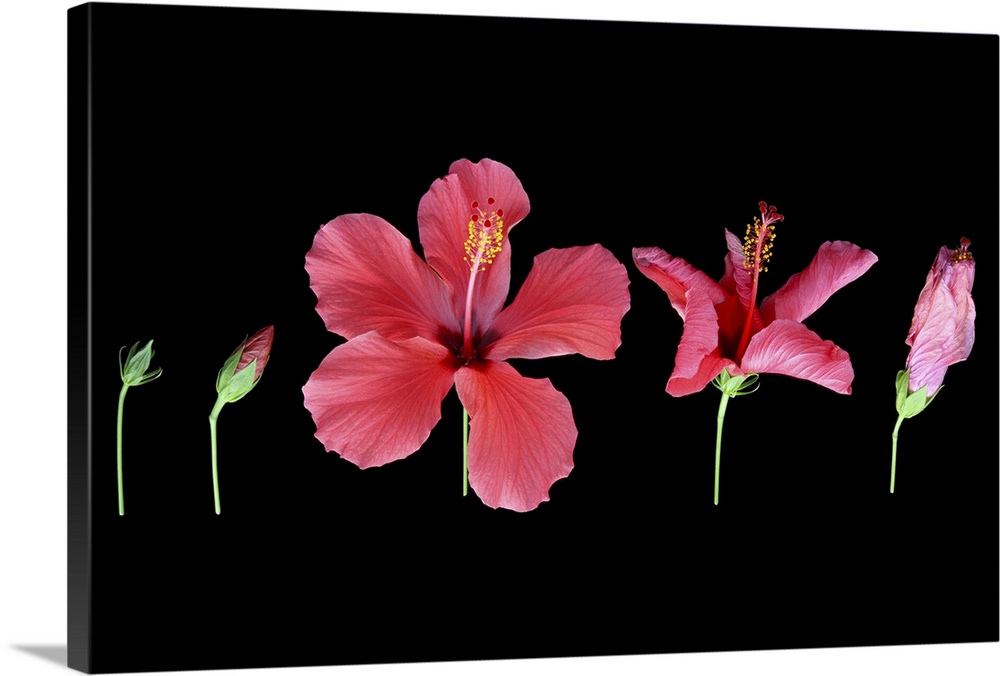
894;369;942;419
217;357;261;404
712;368;760;398
119;340;162;387
215;346;244;393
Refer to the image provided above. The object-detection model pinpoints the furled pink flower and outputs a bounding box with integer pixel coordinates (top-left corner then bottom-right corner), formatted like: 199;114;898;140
633;202;878;396
303;159;630;512
890;238;975;493
902;237;976;398
633;202;877;503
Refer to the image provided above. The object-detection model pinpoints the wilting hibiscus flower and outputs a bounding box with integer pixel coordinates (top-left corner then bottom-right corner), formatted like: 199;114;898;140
890;238;975;493
303;159;630;512
633;202;877;503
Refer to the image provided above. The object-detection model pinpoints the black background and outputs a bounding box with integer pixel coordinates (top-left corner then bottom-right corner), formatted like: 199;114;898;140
72;3;997;673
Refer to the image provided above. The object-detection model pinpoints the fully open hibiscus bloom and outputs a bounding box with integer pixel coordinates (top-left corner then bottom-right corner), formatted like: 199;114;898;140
633;202;877;503
890;237;975;492
303;159;630;511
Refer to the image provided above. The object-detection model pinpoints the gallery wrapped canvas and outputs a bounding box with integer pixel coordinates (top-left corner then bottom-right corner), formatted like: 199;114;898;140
67;3;998;673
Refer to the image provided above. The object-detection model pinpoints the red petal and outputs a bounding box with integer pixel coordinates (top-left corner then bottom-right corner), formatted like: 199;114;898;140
454;361;576;512
484;245;630;361
666;289;735;396
305;214;457;341
417;159;530;327
235;325;274;380
760;240;878;324
632;245;726;320
302;332;457;468
740;319;855;394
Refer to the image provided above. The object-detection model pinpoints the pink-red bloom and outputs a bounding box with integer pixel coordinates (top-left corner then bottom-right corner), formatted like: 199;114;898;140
303;159;630;511
633;202;878;396
902;238;975;397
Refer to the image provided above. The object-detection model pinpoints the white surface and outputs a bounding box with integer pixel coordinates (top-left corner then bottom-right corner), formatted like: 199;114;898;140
1;1;997;675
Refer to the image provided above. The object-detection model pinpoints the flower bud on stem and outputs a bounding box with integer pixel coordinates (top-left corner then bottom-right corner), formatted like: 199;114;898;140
117;340;162;515
209;326;273;514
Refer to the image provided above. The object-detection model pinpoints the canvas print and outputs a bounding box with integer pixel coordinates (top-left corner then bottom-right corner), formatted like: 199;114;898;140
67;3;998;673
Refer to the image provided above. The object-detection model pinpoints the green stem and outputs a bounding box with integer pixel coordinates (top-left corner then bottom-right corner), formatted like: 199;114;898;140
462;407;469;496
117;383;129;516
715;389;731;506
890;413;904;494
209;397;226;514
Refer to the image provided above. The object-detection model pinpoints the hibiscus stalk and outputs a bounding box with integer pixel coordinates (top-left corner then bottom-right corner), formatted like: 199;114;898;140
712;370;758;504
117;340;162;515
209;397;225;514
714;389;729;505
889;413;904;493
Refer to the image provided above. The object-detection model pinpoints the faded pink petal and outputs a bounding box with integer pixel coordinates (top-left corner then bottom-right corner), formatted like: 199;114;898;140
666;290;736;396
235;325;274;380
454;361;576;512
303;332;457;468
761;241;878;324
417;158;530;327
904;242;976;395
305;213;457;342
632;246;727;318
484;244;631;361
740;319;855;394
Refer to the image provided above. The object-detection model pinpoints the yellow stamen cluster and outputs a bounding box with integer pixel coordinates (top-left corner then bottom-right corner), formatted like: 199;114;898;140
463;203;504;272
951;238;973;263
743;216;776;274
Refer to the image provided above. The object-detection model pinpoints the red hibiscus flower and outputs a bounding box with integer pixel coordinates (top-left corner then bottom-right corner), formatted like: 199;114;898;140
633;202;877;503
303;159;630;512
890;237;975;492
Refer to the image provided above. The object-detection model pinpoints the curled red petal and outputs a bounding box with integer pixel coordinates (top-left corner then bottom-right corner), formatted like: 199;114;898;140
740;319;855;394
305;213;457;342
665;289;734;396
235;325;274;380
721;229;755;312
454;361;576;512
417;158;530;328
760;240;878;325
302;332;457;468
632;245;726;320
485;244;630;361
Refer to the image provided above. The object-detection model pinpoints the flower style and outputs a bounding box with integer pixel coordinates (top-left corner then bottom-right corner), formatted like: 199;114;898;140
303;159;630;512
633;202;877;503
890;238;975;492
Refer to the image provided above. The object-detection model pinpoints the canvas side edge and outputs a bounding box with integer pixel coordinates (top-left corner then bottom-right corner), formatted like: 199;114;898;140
67;3;94;674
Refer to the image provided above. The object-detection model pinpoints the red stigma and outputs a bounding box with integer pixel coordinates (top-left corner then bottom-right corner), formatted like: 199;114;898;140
759;201;784;226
